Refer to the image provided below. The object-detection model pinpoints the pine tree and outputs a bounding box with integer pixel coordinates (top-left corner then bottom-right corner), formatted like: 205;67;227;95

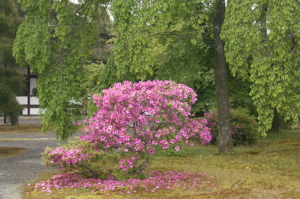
0;0;25;125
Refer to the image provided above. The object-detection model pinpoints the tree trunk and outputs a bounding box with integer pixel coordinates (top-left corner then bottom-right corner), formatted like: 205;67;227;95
10;115;19;126
213;0;233;154
270;110;280;133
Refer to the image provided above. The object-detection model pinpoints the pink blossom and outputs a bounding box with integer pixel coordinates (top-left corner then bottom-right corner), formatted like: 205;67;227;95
32;171;214;194
149;147;155;155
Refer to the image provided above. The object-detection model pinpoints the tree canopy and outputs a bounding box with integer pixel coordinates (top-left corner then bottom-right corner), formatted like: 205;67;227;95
13;0;299;143
108;0;222;117
222;0;300;134
13;0;110;139
110;1;214;85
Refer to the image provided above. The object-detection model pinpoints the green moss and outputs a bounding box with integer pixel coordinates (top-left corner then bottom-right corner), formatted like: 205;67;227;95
0;125;43;133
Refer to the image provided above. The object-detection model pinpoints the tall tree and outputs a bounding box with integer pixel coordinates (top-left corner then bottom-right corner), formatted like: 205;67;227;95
213;0;233;153
222;0;300;135
13;0;110;140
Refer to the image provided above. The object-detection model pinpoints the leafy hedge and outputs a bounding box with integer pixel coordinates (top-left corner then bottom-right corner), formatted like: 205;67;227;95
204;108;259;146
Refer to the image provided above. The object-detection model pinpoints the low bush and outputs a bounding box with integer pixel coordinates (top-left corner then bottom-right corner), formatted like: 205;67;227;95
204;108;259;146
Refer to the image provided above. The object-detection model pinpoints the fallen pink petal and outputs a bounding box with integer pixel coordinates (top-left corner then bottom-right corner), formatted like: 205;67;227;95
31;171;214;194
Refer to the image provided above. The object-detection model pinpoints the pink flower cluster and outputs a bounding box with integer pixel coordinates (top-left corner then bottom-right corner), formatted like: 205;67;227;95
119;156;135;171
44;147;90;167
81;80;210;145
32;170;215;194
79;80;211;169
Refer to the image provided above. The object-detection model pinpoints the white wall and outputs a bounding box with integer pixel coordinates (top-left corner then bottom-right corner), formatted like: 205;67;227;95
22;108;40;115
16;96;40;115
16;96;27;104
30;97;39;105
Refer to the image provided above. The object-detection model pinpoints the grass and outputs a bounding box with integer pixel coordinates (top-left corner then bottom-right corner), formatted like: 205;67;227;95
0;125;43;133
0;147;26;159
21;129;300;199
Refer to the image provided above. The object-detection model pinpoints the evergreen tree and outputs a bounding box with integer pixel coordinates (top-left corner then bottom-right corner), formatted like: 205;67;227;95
0;68;25;125
0;0;25;125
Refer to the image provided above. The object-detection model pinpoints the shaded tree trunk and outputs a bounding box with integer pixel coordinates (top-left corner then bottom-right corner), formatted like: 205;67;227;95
270;110;280;132
8;99;22;126
10;114;19;126
213;0;233;154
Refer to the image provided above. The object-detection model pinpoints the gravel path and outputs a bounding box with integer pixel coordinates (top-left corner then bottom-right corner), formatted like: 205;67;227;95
0;117;81;199
0;131;63;199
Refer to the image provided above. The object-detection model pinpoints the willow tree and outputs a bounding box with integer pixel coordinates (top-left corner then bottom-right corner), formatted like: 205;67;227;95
13;0;110;140
222;0;300;134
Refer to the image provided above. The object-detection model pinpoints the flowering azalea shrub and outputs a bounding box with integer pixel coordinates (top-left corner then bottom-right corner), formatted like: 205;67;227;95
204;108;259;146
43;80;211;180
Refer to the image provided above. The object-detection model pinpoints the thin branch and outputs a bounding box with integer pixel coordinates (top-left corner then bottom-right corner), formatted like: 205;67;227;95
148;31;188;37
